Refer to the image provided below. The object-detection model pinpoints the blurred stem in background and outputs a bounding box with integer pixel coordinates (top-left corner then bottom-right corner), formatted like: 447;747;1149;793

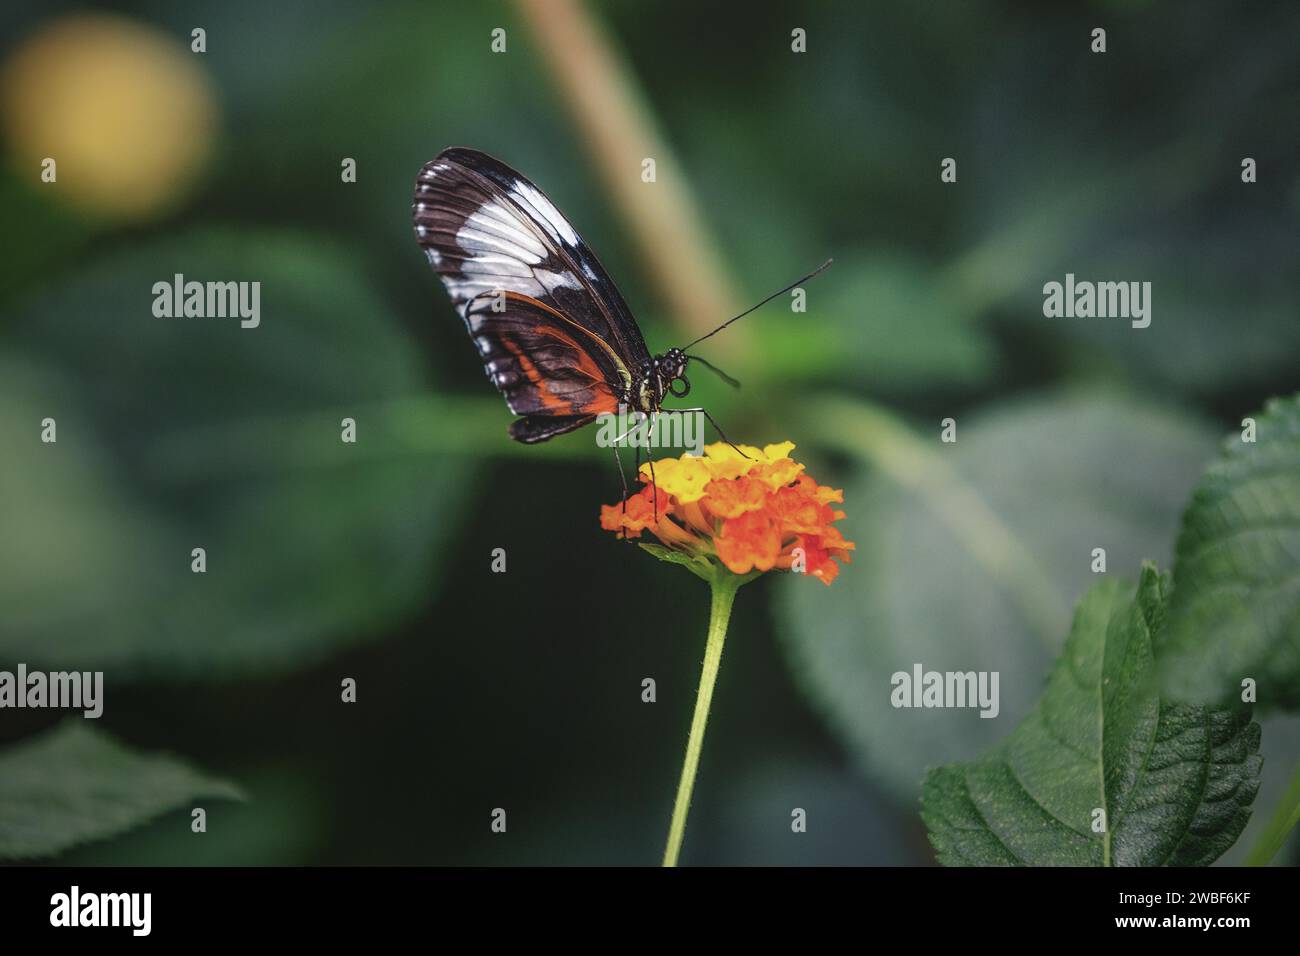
514;0;747;362
1246;761;1300;866
510;0;997;521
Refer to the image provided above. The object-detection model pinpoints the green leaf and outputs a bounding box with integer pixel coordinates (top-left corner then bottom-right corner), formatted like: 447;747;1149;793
0;230;474;675
921;567;1262;866
778;392;1216;798
1160;394;1300;709
0;721;242;860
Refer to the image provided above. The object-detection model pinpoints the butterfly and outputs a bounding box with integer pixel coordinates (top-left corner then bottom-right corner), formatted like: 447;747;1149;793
411;146;828;478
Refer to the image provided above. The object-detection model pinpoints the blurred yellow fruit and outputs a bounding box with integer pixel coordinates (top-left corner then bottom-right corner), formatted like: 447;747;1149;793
0;13;218;220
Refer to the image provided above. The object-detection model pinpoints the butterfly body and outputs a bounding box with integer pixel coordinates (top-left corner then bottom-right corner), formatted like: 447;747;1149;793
413;147;689;444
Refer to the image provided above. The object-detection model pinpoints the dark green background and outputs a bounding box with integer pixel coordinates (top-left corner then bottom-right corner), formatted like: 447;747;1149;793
1;1;1297;865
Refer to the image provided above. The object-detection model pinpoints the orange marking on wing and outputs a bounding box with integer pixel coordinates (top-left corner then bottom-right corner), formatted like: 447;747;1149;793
499;292;622;415
499;336;572;413
502;292;632;389
574;391;619;415
535;325;599;375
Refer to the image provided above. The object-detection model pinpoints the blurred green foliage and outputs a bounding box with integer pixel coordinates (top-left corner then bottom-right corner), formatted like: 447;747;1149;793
0;0;1297;865
779;392;1217;799
3;231;473;675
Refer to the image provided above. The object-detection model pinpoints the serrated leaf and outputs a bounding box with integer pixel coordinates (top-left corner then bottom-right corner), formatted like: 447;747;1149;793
922;567;1262;866
0;721;242;860
1160;394;1300;709
778;392;1216;798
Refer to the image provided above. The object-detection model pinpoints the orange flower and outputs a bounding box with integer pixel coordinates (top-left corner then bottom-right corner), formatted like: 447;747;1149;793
599;441;854;584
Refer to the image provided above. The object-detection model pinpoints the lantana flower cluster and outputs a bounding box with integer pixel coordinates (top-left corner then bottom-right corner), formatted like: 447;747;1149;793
600;441;854;584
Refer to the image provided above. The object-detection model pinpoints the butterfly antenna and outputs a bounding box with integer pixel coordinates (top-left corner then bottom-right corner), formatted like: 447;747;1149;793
686;354;741;388
680;258;833;350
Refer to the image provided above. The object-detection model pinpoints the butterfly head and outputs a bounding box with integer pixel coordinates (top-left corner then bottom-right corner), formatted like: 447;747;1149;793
651;348;690;402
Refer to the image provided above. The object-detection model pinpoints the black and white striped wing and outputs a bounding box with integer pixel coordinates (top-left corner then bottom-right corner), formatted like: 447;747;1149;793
412;147;651;380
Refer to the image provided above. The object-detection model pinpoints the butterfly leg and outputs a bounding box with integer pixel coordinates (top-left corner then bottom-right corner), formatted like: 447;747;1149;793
608;411;642;524
613;440;629;522
608;411;646;448
647;409;662;522
634;437;643;499
647;451;659;524
678;407;754;460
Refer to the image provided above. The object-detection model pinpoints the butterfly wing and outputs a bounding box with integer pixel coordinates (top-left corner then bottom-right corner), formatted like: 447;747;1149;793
413;147;651;440
466;290;626;442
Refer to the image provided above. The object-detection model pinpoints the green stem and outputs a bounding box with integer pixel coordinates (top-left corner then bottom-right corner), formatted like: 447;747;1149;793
662;570;744;867
1245;760;1300;866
